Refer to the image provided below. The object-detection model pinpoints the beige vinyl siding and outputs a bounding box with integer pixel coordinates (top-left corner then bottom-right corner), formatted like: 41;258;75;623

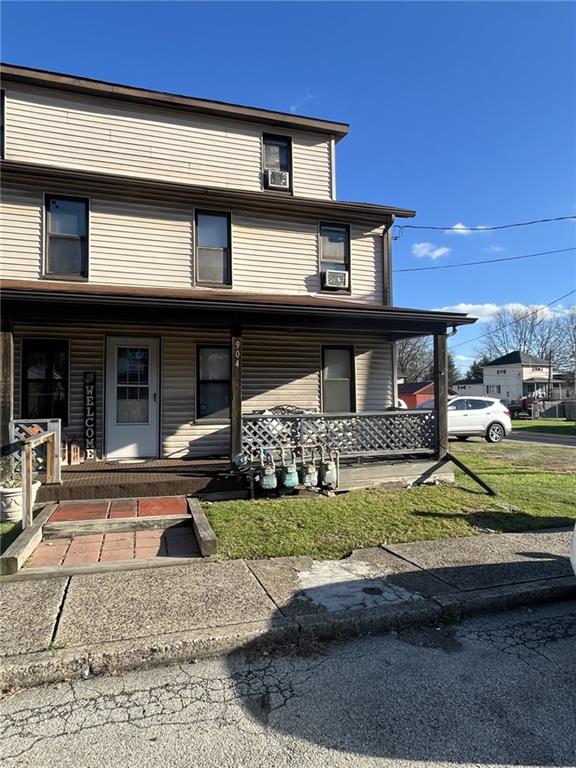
12;323;392;459
0;187;43;279
233;217;383;304
89;200;194;287
5;86;333;200
1;186;385;302
242;329;393;413
13;322;231;459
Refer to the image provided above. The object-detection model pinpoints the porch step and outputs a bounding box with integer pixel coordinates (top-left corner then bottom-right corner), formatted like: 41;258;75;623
37;460;245;503
43;514;191;539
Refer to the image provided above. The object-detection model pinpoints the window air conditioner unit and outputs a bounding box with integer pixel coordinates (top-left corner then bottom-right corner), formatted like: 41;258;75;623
265;169;290;190
322;270;349;290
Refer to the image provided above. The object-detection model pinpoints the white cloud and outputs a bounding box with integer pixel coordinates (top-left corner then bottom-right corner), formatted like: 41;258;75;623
411;242;451;260
454;354;475;362
289;91;313;114
446;222;489;236
484;245;506;253
432;302;570;324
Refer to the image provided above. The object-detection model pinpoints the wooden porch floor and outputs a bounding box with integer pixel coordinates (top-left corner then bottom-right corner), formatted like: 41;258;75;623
37;458;245;502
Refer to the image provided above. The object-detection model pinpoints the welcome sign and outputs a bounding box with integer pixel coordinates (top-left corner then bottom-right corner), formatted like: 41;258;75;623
83;371;96;460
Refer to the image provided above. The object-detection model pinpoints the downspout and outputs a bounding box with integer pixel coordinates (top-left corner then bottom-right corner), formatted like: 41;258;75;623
383;216;398;405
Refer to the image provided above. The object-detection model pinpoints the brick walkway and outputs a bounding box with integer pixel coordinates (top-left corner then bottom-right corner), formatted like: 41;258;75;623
49;496;189;522
27;524;199;568
25;496;199;569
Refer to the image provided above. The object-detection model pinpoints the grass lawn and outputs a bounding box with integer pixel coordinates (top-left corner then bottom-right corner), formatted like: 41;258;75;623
204;440;576;561
0;520;21;554
511;418;576;436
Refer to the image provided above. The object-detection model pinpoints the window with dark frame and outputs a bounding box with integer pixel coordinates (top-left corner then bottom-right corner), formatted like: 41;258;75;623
195;212;231;286
45;196;88;277
319;223;350;274
197;346;231;419
322;347;355;413
21;339;69;424
263;134;291;174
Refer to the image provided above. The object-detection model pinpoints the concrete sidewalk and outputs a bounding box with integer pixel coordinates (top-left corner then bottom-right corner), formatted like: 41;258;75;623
1;529;575;691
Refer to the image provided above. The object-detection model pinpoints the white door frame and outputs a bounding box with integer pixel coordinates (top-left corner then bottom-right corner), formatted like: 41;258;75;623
105;336;160;459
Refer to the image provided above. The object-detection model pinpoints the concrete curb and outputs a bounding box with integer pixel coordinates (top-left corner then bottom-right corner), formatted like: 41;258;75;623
1;576;574;693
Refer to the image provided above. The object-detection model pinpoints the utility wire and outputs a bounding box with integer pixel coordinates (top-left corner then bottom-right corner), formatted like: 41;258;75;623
394;246;576;273
394;215;576;238
450;289;576;350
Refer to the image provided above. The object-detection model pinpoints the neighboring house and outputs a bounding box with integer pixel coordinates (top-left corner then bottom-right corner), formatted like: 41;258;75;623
550;373;575;401
398;381;457;409
482;351;551;402
453;378;484;396
0;64;475;464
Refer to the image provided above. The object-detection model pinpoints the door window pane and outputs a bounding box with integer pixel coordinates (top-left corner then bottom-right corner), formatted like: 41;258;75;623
197;346;230;418
116;348;149;423
22;340;69;423
322;348;354;413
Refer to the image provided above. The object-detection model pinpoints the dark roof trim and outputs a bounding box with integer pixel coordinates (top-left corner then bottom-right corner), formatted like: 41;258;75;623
0;160;416;224
0;62;349;141
1;279;477;330
485;350;550;367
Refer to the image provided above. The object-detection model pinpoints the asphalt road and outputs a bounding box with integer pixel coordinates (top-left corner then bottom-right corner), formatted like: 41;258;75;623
1;600;575;768
505;431;576;447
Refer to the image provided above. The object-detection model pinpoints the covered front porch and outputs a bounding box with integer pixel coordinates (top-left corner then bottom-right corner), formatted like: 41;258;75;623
1;279;475;498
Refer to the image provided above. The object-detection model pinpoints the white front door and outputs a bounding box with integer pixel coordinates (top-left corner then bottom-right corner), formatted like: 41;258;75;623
105;337;159;459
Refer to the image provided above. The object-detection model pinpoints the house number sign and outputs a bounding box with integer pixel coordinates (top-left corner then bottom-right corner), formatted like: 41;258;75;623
83;371;96;459
234;338;241;368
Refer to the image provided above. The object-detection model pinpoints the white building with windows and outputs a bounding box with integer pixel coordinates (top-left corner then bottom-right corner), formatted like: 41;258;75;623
482;351;551;402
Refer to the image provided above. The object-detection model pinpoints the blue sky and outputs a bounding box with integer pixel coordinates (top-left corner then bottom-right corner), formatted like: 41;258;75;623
2;1;575;371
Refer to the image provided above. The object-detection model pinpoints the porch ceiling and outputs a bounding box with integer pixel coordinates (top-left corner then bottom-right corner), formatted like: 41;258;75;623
2;278;477;337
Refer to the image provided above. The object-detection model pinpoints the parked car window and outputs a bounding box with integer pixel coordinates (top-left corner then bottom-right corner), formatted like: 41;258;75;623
21;339;69;423
197;346;230;419
45;196;88;277
450;399;468;411
467;399;488;409
322;347;355;413
195;212;231;286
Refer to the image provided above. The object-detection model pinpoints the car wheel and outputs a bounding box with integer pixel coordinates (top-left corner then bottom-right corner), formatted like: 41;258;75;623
486;422;505;443
455;435;469;441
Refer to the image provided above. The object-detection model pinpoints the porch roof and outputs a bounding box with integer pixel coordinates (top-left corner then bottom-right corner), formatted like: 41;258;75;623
2;278;477;337
0;160;415;226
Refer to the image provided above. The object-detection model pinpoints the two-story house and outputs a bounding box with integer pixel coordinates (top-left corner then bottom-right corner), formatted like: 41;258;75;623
0;64;475;473
482;351;551;402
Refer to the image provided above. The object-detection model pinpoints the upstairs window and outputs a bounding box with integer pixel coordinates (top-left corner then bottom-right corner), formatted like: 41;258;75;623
322;347;355;413
263;134;292;191
195;212;231;286
45;196;89;278
319;223;350;291
197;346;230;419
21;339;69;423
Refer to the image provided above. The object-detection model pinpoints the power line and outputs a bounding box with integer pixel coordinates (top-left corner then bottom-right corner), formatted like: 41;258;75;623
394;246;576;273
394;215;576;238
450;289;576;350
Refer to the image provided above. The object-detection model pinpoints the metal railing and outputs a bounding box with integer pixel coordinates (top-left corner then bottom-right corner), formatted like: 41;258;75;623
242;410;437;459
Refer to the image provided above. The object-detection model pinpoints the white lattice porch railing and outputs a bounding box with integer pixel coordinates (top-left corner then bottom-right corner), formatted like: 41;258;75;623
8;419;62;484
241;411;437;459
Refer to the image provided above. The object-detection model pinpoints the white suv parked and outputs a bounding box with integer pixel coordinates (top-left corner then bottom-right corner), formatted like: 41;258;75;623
416;396;512;443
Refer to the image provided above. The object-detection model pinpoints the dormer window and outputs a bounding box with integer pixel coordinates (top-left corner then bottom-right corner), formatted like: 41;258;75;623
263;134;292;191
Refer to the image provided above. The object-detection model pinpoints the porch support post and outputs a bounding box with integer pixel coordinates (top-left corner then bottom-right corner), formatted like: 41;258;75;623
0;318;14;447
230;324;242;459
433;332;449;459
